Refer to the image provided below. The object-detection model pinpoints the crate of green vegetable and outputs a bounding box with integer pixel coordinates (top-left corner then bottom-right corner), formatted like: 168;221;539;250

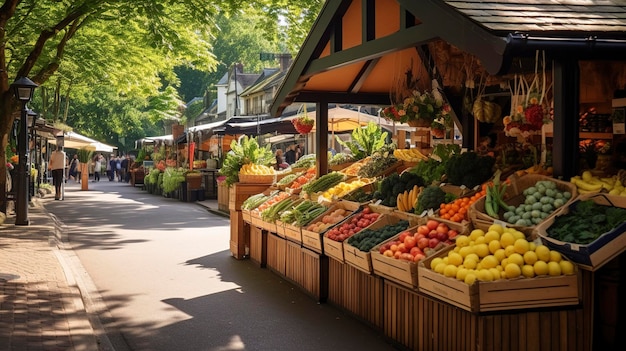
470;174;577;236
343;215;410;274
534;193;626;271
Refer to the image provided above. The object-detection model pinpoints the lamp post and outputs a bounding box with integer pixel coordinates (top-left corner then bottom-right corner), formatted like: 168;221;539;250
10;77;38;226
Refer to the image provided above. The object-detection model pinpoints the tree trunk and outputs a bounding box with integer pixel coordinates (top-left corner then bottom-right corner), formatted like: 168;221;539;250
0;93;18;214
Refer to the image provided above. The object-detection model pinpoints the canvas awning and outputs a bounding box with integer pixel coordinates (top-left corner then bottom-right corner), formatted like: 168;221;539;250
48;131;117;153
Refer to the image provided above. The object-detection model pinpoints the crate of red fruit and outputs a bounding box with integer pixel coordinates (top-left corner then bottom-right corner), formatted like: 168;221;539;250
323;206;381;263
371;219;462;289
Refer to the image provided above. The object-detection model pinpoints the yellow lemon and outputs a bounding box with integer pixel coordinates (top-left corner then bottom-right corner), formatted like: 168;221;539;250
430;257;443;270
474;236;486;245
529;242;537;252
535;245;551;262
500;258;509;268
523;251;538;265
469;229;485;241
448;252;463;266
474;243;490;258
512;230;526;240
444;264;458;278
465;253;479;263
496;265;503;272
484;230;501;243
463;257;477;269
514;238;530;254
459;246;474;258
453;246;461;253
455;235;470;248
534;261;549;276
500;271;507;279
559;260;575;275
508;253;524;267
477;269;493;281
488;223;505;235
549;250;562;263
548;261;562;276
489;268;501;280
500;232;516;248
464;272;477;285
456;267;468;281
505;263;522;279
522;264;535;278
435;262;447;274
443;257;449;265
504;245;516;257
488;240;502;254
494;249;506;263
481;255;498;269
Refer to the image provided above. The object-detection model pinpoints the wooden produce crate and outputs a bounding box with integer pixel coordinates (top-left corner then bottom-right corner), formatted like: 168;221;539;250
370;218;463;289
284;241;328;301
266;232;286;275
343;215;403;274
242;209;252;224
283;221;303;244
249;225;267;267
229;210;249;260
469;174;577;236
327;257;384;329
534;193;626;271
218;180;229;212
324;233;346;263
418;246;580;313
229;183;271;211
301;200;360;254
275;220;287;239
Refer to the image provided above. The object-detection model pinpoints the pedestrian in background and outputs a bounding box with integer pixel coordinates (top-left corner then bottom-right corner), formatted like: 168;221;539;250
108;155;115;181
93;154;103;182
285;144;297;164
121;155;130;182
48;148;66;200
68;154;79;182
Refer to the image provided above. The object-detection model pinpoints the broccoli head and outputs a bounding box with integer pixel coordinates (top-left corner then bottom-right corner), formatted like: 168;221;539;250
444;152;496;188
416;186;447;214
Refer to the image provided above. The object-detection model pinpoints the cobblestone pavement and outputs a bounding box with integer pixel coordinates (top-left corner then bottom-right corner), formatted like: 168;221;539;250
0;199;98;351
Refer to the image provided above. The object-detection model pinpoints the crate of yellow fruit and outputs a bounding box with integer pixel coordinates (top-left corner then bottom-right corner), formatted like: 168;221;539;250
239;163;276;184
417;224;580;313
318;177;376;204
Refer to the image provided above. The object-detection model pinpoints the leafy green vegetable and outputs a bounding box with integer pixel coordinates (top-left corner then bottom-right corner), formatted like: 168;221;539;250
416;186;447;214
335;122;388;160
547;200;626;244
162;167;186;193
444;151;495;188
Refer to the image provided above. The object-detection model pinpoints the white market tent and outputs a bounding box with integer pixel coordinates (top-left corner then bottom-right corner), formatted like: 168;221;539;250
48;131;117;153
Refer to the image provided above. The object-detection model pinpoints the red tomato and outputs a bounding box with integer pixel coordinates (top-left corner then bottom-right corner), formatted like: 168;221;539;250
404;236;416;250
426;220;440;231
362;207;372;214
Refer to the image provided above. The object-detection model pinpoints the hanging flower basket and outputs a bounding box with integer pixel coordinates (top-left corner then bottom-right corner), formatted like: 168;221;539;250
292;118;314;134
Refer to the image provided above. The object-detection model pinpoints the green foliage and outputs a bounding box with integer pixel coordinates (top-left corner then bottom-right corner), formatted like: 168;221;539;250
444;152;496;188
144;168;160;185
76;148;93;163
547;200;626;244
162;167;186;193
336;122;388;160
220;136;274;186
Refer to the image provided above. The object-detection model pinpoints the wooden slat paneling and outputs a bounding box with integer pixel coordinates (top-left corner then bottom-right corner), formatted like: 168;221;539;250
249;226;266;267
266;233;286;275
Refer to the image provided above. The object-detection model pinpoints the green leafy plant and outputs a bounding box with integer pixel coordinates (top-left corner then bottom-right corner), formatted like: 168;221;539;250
76;148;93;163
162;167;186;193
335;122;388;160
220;135;274;186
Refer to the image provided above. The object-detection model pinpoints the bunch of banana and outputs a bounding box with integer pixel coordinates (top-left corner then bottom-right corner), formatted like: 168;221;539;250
396;185;423;212
240;163;275;175
570;170;626;196
393;148;429;162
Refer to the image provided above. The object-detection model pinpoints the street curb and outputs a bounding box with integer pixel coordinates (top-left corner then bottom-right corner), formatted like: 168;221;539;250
39;199;122;351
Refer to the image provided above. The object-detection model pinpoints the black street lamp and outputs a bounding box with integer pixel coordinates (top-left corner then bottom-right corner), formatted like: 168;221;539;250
10;77;38;226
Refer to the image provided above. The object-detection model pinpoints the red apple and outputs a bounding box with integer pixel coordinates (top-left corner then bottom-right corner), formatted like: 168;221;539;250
400;253;414;261
413;233;425;241
436;223;449;234
384;250;394;257
447;229;459;239
436;231;448;242
390;244;399;252
417;237;429;249
410;247;423;256
398;230;411;243
429;238;440;248
417;225;430;236
426;220;440;231
397;243;408;253
394;251;402;259
404;236;416;250
428;230;439;239
413;253;426;262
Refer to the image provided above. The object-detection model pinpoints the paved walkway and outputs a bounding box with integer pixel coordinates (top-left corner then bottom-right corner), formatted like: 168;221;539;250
0;188;228;351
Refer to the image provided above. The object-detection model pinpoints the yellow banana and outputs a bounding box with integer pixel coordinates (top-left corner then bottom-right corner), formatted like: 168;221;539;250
572;178;603;192
397;193;405;211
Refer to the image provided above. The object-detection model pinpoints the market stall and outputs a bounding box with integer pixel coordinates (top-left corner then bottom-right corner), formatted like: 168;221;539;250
224;1;626;350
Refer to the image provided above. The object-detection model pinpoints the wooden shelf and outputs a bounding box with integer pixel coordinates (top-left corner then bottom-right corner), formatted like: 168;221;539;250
579;132;613;139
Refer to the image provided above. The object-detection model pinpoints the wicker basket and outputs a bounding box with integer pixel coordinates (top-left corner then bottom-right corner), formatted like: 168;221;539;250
238;173;275;184
469;174;578;236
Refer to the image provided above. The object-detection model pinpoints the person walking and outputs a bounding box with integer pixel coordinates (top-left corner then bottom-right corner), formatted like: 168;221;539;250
108;156;116;181
68;154;79;182
48;148;66;200
93;154;103;182
121;155;130;183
